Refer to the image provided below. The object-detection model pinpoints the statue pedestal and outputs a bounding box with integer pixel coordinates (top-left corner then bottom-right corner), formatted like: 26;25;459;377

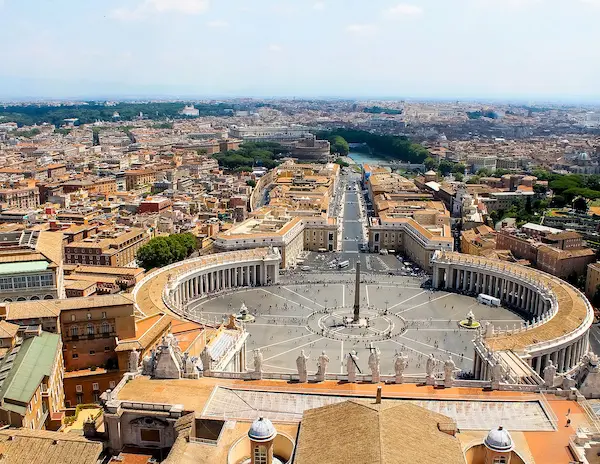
444;378;454;388
395;375;404;384
348;372;357;383
372;373;380;384
343;316;368;328
426;375;436;386
298;373;308;383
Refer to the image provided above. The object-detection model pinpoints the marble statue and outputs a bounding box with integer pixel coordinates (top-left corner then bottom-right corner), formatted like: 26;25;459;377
183;353;195;376
200;346;212;373
253;349;264;380
466;310;475;326
444;356;456;388
426;354;437;378
368;346;381;383
128;349;140;373
543;359;557;388
346;350;359;383
492;362;504;384
316;351;329;382
484;321;494;338
394;350;408;384
296;350;309;383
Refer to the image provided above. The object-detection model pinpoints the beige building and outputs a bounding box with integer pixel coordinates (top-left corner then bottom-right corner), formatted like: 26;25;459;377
461;226;497;256
585;262;600;301
215;208;337;268
368;198;453;270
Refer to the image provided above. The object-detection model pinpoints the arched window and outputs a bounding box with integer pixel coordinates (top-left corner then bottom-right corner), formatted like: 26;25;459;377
101;322;110;334
493;457;507;464
253;445;267;464
29;296;40;300
44;295;54;300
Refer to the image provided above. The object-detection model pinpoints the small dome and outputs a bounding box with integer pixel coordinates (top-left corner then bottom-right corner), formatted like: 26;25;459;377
425;170;437;176
248;417;276;442
484;426;514;452
578;152;591;161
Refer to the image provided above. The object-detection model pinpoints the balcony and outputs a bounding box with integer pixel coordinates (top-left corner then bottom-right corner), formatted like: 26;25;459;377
64;331;116;342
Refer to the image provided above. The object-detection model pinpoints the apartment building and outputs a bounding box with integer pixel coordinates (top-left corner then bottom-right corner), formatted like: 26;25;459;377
585;262;600;300
0;184;40;210
460;225;497;256
0;328;65;430
125;169;156;191
59;294;136;406
368;198;454;270
64;227;149;267
0;229;65;302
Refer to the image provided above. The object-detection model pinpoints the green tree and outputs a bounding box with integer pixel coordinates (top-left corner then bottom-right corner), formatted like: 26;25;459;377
439;160;454;175
334;158;349;168
454;172;464;182
246;179;257;188
452;163;466;174
424;157;438;171
136;233;198;270
329;136;349;155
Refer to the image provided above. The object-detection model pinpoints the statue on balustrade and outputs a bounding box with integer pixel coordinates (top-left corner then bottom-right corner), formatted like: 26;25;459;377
394;350;408;384
200;346;213;373
316;351;329;382
426;354;437;384
444;356;456;388
142;351;155;376
543;359;557;388
296;350;309;383
346;350;359;383
368;346;381;383
253;348;264;380
128;349;140;373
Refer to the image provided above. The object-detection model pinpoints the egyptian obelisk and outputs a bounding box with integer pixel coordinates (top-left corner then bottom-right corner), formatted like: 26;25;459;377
353;260;361;322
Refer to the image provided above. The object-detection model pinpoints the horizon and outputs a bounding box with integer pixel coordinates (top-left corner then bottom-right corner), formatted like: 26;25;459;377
1;0;600;102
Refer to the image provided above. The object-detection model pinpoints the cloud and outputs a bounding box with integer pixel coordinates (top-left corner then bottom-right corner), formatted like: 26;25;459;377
111;0;209;20
268;44;283;52
313;2;325;10
384;3;423;18
346;24;377;35
207;19;229;28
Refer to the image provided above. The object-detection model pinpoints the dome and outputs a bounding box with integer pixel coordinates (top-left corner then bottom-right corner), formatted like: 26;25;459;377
484;426;514;452
425;170;437;176
248;417;276;442
578;152;591;161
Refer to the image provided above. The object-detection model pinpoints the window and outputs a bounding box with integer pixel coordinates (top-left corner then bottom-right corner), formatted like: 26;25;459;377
71;314;76;322
13;276;26;289
0;277;13;290
253;445;268;464
89;350;95;355
87;313;92;320
27;276;40;287
93;392;100;402
70;326;78;336
92;383;99;391
72;353;78;359
102;311;107;319
76;385;82;393
109;381;116;389
141;428;161;442
104;346;110;352
101;322;110;334
493;458;507;464
87;324;94;335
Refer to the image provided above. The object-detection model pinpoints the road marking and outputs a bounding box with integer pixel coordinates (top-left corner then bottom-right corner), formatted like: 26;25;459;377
342;284;345;307
259;288;307;309
256;332;315;351
263;338;321;362
387;291;427;311
365;285;370;305
280;286;325;308
399;334;473;361
590;328;600;348
396;293;453;315
252;323;307;328
389;338;430;358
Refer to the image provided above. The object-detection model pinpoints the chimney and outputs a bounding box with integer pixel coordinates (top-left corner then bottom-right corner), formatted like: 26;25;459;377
376;386;382;404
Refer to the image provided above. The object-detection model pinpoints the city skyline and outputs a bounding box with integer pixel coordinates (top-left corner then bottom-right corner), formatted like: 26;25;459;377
1;0;600;101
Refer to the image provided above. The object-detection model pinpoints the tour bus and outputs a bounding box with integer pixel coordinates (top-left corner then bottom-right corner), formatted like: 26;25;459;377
300;265;311;272
337;260;350;269
477;293;501;307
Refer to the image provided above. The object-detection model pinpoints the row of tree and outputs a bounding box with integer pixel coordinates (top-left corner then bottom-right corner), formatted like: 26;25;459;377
136;233;198;270
0;102;236;127
212;142;285;172
316;129;429;164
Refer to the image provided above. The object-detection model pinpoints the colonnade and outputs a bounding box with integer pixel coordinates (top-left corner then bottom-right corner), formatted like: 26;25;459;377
433;266;551;317
172;263;277;307
432;253;592;380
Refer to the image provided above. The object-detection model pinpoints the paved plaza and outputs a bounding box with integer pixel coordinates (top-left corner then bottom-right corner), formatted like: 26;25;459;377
188;273;524;377
202;386;555;431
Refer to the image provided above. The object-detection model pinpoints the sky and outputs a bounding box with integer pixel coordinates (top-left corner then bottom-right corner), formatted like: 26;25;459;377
1;0;599;101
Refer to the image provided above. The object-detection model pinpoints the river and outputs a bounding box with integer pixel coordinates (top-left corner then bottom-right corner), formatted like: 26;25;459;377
347;150;388;166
